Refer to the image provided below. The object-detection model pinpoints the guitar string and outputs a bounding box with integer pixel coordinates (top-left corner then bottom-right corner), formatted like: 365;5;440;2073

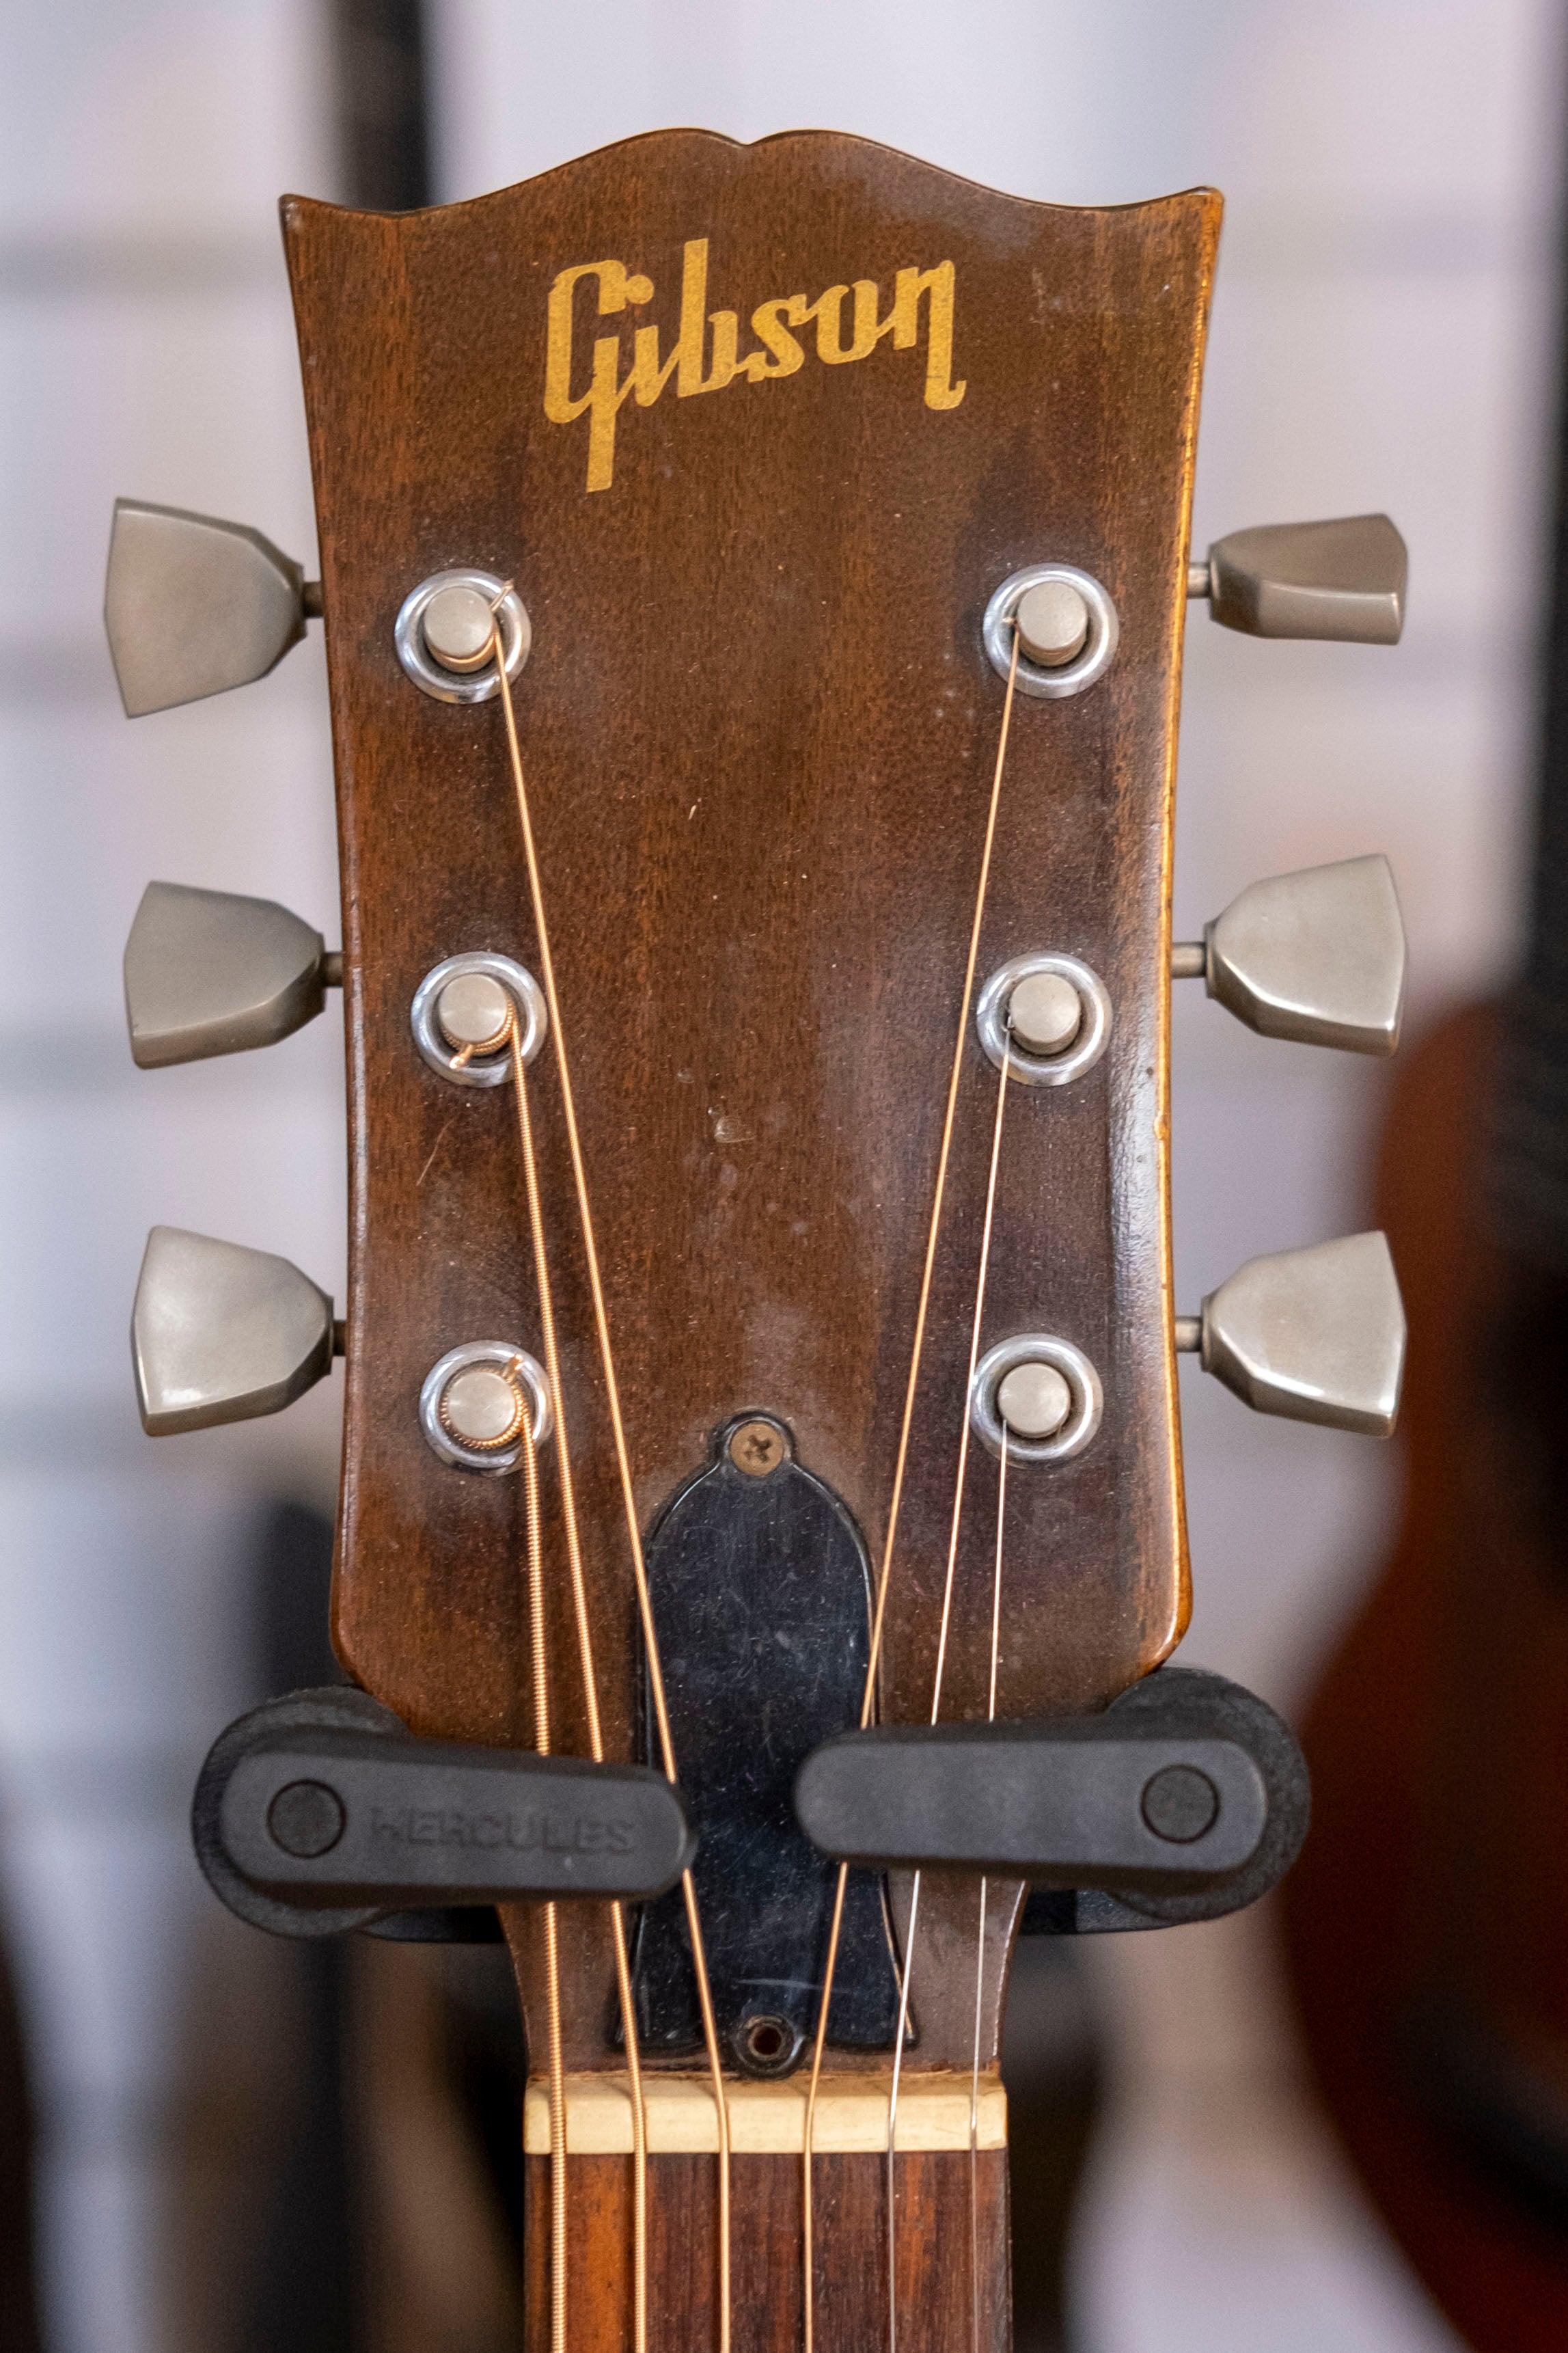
515;1387;569;2353
506;1014;651;2353
884;1031;1012;2353
969;1411;1008;2353
801;622;1023;2353
490;616;734;2353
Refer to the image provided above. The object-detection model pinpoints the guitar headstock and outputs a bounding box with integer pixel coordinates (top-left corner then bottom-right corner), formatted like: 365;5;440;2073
110;128;1409;2353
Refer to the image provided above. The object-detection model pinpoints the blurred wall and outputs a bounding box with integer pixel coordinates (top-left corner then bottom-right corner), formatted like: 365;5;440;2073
0;8;344;2348
1;3;1560;2349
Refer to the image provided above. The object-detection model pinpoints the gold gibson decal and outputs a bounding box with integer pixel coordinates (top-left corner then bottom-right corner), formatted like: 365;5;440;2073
543;238;966;492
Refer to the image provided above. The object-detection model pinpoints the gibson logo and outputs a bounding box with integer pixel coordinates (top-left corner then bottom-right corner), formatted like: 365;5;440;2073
371;1806;637;1855
544;237;966;492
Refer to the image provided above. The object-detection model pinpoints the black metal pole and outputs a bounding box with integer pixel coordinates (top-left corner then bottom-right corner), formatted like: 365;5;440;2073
331;0;431;211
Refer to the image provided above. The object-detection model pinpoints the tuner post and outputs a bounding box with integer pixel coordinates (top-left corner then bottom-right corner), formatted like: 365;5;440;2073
420;1342;552;1473
970;1333;1103;1465
439;1361;531;1454
421;582;499;674
435;970;515;1059
411;952;546;1086
394;568;531;705
1014;580;1089;668
996;1360;1073;1441
1006;970;1084;1058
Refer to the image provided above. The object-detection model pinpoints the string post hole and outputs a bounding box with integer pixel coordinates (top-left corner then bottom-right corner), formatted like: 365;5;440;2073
419;1342;552;1473
982;562;1118;698
734;2011;804;2078
977;952;1110;1087
970;1333;1103;1465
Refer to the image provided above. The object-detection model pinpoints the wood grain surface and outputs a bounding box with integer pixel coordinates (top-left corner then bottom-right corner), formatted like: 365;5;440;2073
283;127;1218;2350
524;2151;1009;2353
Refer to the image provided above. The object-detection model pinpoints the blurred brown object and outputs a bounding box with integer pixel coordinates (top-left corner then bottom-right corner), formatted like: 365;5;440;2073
352;1940;525;2353
1282;1001;1568;2345
1002;1940;1101;2353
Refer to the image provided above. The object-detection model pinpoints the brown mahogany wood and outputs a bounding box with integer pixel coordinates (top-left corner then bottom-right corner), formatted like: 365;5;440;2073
284;126;1215;2343
1282;1005;1568;2344
523;2151;1008;2353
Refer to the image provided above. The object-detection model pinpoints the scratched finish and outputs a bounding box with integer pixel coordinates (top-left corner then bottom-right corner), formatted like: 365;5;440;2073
284;126;1215;2352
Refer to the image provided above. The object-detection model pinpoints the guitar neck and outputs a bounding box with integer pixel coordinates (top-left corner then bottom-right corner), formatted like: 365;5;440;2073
523;2103;1008;2353
509;1867;1017;2351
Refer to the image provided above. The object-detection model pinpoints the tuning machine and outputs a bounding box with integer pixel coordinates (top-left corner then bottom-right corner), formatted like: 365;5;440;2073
1189;514;1406;644
1171;854;1405;1056
1175;1231;1405;1437
132;1227;339;1435
104;499;320;716
124;882;340;1067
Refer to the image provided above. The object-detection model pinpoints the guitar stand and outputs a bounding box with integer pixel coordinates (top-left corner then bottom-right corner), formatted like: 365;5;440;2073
795;1666;1310;1933
195;1667;1304;1948
192;1686;694;1941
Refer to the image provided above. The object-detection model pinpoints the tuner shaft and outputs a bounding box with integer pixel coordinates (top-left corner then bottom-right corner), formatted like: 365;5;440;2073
1191;513;1407;644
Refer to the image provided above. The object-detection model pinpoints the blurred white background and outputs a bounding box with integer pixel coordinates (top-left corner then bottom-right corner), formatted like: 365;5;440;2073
1;2;1561;2347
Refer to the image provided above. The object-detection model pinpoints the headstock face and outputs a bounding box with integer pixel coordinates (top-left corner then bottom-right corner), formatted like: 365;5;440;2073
282;130;1218;2064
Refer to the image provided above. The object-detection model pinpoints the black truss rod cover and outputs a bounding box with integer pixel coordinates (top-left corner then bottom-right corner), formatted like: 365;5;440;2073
194;1688;696;1940
795;1667;1309;1922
